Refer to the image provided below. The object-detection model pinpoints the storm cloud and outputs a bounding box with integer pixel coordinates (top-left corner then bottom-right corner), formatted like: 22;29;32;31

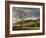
13;7;40;18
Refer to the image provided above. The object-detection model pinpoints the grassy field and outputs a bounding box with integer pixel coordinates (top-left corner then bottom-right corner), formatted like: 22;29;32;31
13;20;40;31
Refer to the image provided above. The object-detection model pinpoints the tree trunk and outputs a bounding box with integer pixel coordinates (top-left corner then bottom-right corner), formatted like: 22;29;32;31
21;18;22;29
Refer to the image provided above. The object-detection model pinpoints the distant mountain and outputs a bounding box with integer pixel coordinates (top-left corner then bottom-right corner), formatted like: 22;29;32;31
24;17;40;20
13;17;40;25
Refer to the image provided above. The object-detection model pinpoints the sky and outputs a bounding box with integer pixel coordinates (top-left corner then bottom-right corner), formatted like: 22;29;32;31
13;7;40;18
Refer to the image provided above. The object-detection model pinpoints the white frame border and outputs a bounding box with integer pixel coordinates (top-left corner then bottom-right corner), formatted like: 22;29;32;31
10;4;43;34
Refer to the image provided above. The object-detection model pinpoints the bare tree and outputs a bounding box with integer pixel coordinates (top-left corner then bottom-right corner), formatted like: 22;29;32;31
15;9;25;29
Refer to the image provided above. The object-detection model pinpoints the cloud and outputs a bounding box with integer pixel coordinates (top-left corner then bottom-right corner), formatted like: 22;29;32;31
13;7;40;18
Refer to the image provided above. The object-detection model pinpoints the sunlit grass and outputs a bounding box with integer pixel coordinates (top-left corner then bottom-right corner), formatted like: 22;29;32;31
13;20;40;30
